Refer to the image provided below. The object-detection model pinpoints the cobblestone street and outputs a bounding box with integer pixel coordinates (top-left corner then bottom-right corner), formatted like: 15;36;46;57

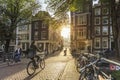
0;49;80;80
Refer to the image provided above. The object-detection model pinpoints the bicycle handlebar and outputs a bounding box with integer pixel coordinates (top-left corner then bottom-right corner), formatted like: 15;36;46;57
80;59;99;72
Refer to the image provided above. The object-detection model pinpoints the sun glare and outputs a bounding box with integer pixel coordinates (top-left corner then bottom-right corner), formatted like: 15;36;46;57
61;27;70;38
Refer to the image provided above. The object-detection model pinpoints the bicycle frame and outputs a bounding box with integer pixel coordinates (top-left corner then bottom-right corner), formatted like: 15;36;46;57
79;58;113;80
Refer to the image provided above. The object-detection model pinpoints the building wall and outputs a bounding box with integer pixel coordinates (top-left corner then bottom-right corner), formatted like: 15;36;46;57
70;1;92;53
92;2;113;53
17;22;31;51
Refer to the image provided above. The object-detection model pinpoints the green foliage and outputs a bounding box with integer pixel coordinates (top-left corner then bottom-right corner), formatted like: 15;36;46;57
0;0;41;41
70;0;84;11
46;0;91;19
0;0;41;28
111;71;120;80
32;11;51;20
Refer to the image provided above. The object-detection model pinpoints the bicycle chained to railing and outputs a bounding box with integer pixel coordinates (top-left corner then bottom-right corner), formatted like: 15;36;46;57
75;53;96;73
79;54;116;80
26;51;45;76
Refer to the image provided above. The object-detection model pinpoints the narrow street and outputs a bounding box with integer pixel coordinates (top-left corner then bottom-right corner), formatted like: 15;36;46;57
0;49;80;80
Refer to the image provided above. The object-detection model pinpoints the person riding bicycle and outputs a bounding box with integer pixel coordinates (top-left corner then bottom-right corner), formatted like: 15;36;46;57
29;41;41;68
64;48;67;56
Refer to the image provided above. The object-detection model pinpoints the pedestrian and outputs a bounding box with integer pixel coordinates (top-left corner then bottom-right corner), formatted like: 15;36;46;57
14;44;22;62
1;42;6;62
1;43;5;52
64;48;67;56
28;41;41;68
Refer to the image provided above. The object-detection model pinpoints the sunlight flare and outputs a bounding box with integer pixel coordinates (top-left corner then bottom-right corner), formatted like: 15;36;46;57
61;26;70;38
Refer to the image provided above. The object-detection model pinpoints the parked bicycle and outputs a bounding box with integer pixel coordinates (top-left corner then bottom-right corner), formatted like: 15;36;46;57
26;53;45;76
79;56;115;80
75;53;88;73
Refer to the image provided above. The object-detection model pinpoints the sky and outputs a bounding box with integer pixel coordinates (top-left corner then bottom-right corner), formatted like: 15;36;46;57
37;0;47;11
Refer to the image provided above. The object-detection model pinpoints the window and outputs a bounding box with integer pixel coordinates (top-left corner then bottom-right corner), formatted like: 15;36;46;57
102;7;109;15
18;25;28;31
102;26;108;35
42;23;47;28
95;26;100;35
34;22;39;29
94;38;100;48
77;27;86;39
77;15;87;25
94;8;101;15
20;34;29;40
41;31;47;39
102;38;108;48
102;16;108;24
34;31;38;40
95;17;100;25
35;31;38;36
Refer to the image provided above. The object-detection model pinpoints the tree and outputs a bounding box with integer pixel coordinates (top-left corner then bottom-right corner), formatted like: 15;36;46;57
45;0;90;18
0;0;41;52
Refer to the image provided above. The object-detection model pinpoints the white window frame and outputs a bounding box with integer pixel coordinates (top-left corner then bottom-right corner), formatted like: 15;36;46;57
95;8;101;15
102;7;109;15
77;27;86;39
77;15;87;25
95;17;100;25
102;38;108;48
95;26;100;35
94;38;101;48
34;22;39;29
102;26;108;35
102;16;108;24
41;31;47;39
42;23;46;28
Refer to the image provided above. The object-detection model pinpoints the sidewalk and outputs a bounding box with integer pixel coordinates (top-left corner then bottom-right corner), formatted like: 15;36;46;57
60;59;80;80
0;50;62;80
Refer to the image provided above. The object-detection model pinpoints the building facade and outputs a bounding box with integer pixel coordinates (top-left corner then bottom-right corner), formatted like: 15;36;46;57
16;21;31;51
70;0;92;53
70;1;114;54
92;2;113;53
17;19;63;54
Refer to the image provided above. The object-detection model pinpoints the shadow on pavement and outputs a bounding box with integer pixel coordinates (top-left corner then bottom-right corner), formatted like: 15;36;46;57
24;69;43;80
0;59;29;79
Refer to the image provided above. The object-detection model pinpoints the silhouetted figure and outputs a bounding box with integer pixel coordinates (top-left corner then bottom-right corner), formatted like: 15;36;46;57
64;48;67;56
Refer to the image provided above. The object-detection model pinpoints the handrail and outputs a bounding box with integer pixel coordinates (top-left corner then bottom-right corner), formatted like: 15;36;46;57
86;53;120;66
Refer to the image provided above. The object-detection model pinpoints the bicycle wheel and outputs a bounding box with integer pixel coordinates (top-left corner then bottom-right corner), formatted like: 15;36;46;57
26;61;36;75
40;59;45;69
79;69;97;80
76;60;80;73
79;71;88;80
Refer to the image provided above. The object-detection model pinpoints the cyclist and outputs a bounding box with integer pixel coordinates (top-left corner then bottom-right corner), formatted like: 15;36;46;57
29;41;41;68
64;48;67;56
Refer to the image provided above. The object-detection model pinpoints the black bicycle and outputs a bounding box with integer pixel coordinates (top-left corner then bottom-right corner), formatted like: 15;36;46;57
26;53;45;75
79;57;115;80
